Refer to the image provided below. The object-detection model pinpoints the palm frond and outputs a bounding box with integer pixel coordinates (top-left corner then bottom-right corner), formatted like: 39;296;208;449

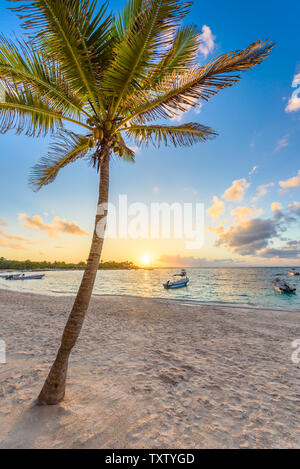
10;0;113;116
125;122;217;147
0;36;88;120
113;0;144;39
0;81;91;136
3;2;274;191
120;40;274;125
0;84;63;136
29;130;90;190
103;0;192;115
145;24;200;85
115;133;135;162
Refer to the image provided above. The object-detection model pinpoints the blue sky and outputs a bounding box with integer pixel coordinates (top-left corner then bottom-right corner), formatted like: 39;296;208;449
0;0;299;266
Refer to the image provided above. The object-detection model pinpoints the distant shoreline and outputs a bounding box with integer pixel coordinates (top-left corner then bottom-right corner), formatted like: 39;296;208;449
0;259;140;271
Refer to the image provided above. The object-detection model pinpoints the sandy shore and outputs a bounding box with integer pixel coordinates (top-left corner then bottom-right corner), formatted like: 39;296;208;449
0;289;299;449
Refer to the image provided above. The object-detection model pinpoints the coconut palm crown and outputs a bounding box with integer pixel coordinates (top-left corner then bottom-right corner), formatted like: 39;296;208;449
0;0;273;405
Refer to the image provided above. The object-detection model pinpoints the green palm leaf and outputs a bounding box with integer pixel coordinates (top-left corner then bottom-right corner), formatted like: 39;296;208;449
3;2;274;172
0;36;87;120
29;130;90;190
145;24;200;85
125;122;217;147
120;40;274;125
113;0;144;39
0;82;90;136
10;0;112;117
115;133;135;162
103;0;192;115
0;84;62;136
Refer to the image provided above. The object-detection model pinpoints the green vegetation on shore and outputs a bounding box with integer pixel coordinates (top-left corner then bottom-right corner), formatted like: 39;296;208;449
0;257;138;271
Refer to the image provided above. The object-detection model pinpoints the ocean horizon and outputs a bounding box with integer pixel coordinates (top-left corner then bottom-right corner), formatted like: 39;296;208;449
1;267;299;311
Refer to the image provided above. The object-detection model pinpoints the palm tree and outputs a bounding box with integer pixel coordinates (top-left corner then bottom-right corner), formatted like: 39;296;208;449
0;0;273;405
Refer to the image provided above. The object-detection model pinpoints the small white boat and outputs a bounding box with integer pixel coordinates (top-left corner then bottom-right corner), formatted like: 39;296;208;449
5;273;45;280
20;274;45;280
272;277;296;294
163;269;189;289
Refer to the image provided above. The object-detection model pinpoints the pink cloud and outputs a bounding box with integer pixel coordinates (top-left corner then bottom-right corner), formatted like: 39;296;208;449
19;214;89;238
222;178;250;202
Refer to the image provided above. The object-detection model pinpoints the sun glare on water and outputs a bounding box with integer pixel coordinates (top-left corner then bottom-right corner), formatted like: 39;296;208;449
141;254;151;266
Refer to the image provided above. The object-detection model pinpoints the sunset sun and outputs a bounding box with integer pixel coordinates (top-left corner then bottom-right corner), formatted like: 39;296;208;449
141;254;151;266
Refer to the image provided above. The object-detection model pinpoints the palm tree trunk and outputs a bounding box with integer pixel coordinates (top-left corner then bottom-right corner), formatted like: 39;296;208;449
38;148;110;405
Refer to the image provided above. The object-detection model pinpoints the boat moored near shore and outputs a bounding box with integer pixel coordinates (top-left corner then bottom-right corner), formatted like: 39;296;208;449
5;273;45;281
272;277;296;294
163;269;189;289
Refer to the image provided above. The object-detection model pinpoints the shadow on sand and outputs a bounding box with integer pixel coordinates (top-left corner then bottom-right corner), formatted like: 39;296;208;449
0;401;70;449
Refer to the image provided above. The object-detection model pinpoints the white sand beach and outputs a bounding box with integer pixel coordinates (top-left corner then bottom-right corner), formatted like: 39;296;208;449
0;289;299;449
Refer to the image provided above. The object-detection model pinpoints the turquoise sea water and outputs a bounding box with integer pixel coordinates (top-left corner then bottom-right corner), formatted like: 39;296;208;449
0;267;300;310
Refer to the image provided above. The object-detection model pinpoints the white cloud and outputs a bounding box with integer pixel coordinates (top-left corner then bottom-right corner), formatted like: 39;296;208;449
285;72;300;113
171;100;202;122
279;170;300;194
252;182;274;201
249;165;258;176
291;73;300;87
275;136;289;152
285;96;300;112
222;178;250;202
198;25;215;58
206;196;225;222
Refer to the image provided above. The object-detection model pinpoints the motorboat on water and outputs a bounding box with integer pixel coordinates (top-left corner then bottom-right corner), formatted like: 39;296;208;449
163;269;189;289
4;273;22;280
5;273;45;280
288;269;300;276
272;277;296;294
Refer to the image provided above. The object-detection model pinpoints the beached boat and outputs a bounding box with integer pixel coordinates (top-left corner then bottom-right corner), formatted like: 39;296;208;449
272;278;296;294
5;274;22;280
5;273;45;280
163;269;189;289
